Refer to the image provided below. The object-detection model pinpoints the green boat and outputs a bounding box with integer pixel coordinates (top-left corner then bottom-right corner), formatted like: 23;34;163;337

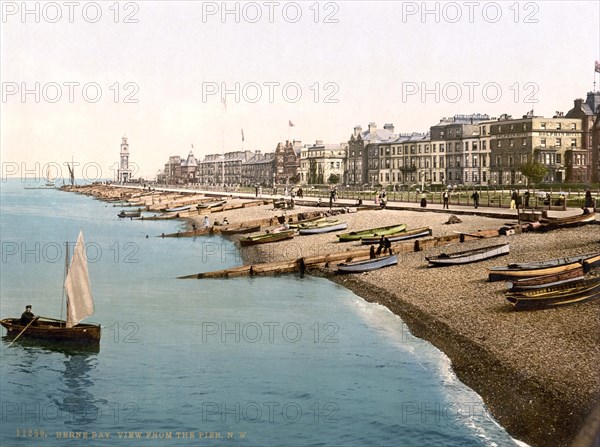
337;224;406;242
239;230;295;247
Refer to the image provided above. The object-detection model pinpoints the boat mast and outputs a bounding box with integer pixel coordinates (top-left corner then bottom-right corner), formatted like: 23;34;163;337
60;241;70;326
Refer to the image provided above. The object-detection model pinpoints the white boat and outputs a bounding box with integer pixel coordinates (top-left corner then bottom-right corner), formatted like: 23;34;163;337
298;222;347;235
163;205;192;213
337;254;398;273
426;243;510;266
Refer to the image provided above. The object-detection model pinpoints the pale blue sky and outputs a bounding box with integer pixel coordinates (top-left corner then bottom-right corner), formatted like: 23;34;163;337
2;1;599;179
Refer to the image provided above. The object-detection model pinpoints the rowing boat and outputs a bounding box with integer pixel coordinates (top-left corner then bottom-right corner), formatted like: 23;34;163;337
361;227;432;244
288;216;326;228
337;224;406;242
505;267;585;291
159;228;213;238
0;232;100;346
426;243;510;266
163;205;191;213
298;221;347;235
540;212;596;231
239;230;295;247
197;200;227;209
337;254;398;273
219;225;261;235
488;252;600;282
505;277;600;309
118;210;141;218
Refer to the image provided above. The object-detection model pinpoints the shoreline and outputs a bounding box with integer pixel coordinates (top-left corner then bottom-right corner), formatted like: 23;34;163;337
65;185;600;446
230;209;599;447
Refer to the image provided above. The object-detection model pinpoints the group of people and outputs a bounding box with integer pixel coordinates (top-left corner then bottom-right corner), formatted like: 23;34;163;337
370;236;393;259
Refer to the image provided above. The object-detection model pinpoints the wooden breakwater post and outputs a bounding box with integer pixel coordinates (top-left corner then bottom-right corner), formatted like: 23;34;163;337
178;229;501;279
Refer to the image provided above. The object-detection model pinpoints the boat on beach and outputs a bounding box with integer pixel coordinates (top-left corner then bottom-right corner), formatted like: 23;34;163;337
426;243;510;266
0;232;101;345
337;224;406;242
298;221;347;235
337;254;398;273
488;252;600;282
505;267;586;291
239;230;295;247
219;225;261;235
505;276;600;309
288;216;326;228
361;227;432;244
197;200;227;209
163;205;192;213
159;228;213;238
540;212;596;231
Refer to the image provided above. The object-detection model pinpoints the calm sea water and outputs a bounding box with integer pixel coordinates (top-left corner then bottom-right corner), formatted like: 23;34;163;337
0;179;525;446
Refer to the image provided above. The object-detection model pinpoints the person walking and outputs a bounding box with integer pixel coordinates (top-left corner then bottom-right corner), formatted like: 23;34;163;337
471;190;480;209
420;191;427;208
510;190;518;210
584;189;593;208
442;190;449;209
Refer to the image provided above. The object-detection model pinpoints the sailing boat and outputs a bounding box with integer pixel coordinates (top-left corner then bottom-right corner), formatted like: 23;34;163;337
45;166;56;187
1;232;101;344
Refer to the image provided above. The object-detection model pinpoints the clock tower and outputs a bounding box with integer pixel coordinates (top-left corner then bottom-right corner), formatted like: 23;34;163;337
117;136;132;183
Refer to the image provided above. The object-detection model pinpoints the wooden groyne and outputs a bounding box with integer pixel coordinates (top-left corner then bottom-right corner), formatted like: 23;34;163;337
178;229;501;279
157;210;326;237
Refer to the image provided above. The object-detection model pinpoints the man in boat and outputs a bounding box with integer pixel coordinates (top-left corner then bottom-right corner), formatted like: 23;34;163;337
20;305;36;325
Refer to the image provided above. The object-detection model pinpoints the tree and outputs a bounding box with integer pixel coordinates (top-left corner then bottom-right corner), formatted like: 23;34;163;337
328;173;340;185
520;160;547;187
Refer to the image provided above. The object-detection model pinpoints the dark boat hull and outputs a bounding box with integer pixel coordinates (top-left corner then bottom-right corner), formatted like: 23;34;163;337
427;243;510;266
1;318;101;344
488;253;600;282
505;277;600;309
506;267;585;291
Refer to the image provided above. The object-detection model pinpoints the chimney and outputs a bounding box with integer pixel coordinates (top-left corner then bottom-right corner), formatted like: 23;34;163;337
368;122;377;133
353;125;362;137
383;123;394;133
574;98;583;110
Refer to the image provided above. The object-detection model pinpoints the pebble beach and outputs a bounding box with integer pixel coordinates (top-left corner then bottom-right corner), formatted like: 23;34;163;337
65;185;599;447
186;200;600;447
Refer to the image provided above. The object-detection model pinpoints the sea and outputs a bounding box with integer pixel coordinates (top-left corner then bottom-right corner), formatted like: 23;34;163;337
0;179;527;446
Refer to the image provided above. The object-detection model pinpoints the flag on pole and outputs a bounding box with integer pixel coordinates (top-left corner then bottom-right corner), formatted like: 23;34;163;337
595;60;600;73
241;129;245;142
288;120;295;127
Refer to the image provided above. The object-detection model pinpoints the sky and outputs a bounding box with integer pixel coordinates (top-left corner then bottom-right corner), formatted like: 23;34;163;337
1;0;599;180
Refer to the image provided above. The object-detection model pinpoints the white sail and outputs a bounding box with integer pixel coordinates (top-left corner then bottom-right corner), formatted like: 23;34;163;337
65;231;94;328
